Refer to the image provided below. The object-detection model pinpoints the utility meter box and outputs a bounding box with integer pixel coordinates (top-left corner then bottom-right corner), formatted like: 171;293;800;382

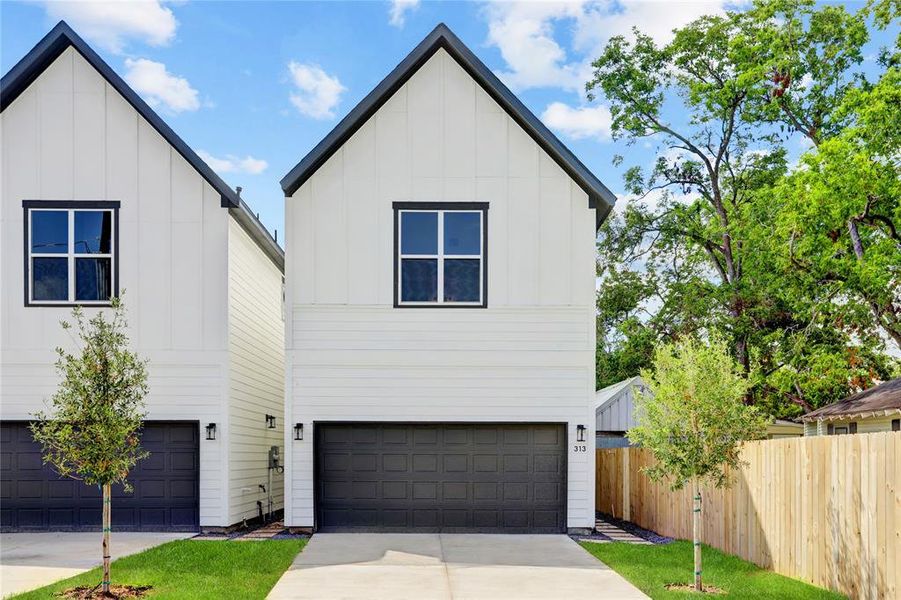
268;445;280;470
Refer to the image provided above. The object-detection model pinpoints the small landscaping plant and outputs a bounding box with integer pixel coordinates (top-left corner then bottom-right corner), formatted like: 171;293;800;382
627;336;768;593
30;298;149;598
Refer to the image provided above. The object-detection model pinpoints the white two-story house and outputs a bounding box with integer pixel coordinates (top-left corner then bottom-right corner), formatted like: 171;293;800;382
281;24;615;533
0;22;285;532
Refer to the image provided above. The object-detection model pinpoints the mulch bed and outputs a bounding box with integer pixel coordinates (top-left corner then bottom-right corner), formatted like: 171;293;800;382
665;583;725;594
58;585;151;599
597;512;674;544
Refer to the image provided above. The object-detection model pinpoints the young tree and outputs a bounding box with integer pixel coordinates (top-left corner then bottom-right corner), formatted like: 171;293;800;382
628;336;768;592
30;298;148;597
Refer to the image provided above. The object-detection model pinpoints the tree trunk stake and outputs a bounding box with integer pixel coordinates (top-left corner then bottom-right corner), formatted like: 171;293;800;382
693;480;703;592
102;483;111;595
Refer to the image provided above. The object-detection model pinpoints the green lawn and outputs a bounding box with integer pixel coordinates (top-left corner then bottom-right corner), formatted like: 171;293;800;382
13;538;306;600
580;541;844;599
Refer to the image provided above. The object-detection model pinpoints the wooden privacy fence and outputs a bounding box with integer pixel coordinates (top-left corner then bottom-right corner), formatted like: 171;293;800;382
596;432;900;600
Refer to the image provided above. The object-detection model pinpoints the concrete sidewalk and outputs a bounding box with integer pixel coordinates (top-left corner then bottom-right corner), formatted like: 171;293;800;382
0;532;191;598
267;533;648;600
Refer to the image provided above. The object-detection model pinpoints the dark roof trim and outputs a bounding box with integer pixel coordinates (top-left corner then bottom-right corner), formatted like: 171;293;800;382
279;23;616;230
1;21;284;270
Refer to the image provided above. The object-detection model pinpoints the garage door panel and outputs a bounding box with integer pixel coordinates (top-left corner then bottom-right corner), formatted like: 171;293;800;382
412;454;437;472
352;427;379;444
383;454;407;471
315;423;565;533
382;427;408;445
383;481;408;499
351;454;377;472
444;427;469;445
0;422;198;532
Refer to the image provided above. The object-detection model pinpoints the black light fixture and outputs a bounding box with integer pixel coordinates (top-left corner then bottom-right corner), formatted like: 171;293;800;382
265;414;276;429
576;424;586;443
293;422;304;441
205;423;217;441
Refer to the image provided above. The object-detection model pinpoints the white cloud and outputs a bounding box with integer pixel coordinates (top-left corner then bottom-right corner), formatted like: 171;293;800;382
197;151;268;175
541;102;612;141
484;1;586;91
389;0;420;27
124;58;200;113
483;1;728;93
37;0;177;53
287;61;346;119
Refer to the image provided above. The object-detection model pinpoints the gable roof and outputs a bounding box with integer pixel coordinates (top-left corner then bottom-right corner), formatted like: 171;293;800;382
279;23;616;230
1;21;284;270
800;378;901;422
594;376;644;412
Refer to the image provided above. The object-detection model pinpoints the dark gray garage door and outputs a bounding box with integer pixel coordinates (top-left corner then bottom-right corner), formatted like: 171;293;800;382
315;423;566;533
1;421;199;532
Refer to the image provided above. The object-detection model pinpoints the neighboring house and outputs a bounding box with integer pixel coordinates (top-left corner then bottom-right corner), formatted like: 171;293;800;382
0;22;285;532
281;24;616;533
801;378;901;436
766;419;804;439
593;376;646;449
593;376;803;448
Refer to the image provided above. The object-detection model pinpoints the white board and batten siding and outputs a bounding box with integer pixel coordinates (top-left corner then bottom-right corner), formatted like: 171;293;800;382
227;219;285;525
285;48;598;529
0;46;284;528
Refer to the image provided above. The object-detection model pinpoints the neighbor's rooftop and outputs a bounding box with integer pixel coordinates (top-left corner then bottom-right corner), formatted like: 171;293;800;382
800;377;901;422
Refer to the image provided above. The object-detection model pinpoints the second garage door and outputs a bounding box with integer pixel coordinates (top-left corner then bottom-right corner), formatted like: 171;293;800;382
1;421;199;532
315;423;566;533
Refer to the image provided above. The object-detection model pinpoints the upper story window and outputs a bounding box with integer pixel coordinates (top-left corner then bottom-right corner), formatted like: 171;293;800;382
393;202;488;308
24;201;119;306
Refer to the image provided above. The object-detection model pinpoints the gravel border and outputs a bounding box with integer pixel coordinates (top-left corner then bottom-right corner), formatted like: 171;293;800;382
596;512;674;544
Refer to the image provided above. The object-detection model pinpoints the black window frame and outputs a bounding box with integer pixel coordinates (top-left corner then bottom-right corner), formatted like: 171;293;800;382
393;202;488;308
23;200;120;307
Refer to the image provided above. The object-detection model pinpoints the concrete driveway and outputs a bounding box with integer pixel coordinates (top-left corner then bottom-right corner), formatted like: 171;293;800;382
267;534;647;600
0;532;191;598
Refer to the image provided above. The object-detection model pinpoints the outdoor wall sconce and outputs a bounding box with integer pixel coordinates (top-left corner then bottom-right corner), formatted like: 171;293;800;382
265;414;276;429
576;424;586;443
294;422;304;441
205;423;217;441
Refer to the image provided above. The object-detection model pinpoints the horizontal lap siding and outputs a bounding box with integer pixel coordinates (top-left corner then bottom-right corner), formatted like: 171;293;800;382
227;219;285;525
1;48;230;526
288;306;595;528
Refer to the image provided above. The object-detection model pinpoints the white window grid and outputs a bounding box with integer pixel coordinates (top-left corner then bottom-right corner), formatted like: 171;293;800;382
397;209;483;306
28;208;115;305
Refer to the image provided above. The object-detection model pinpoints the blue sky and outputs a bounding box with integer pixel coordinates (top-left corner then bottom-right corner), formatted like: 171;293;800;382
1;1;894;241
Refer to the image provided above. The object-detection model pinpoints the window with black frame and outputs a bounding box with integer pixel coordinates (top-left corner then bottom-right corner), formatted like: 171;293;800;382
394;202;487;307
24;201;119;306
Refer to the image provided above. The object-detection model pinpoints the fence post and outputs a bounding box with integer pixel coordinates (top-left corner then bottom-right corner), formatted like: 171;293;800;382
622;448;631;521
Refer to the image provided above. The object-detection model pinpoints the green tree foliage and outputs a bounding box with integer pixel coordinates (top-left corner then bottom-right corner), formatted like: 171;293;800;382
629;336;768;591
738;0;901;349
30;298;148;596
590;0;898;414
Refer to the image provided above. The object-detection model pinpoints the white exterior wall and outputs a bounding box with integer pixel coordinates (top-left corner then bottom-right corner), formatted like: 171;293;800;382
0;48;231;526
227;218;285;525
284;49;597;529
